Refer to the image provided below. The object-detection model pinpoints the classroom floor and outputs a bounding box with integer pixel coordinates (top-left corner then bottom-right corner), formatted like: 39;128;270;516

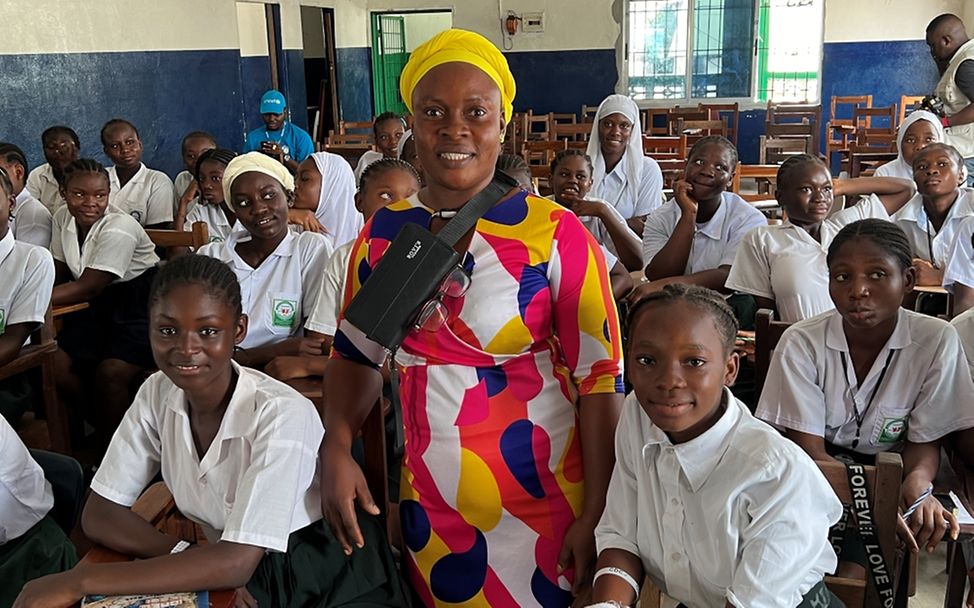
914;543;952;607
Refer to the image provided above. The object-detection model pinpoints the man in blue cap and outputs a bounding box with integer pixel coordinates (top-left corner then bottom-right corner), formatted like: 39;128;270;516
244;89;314;173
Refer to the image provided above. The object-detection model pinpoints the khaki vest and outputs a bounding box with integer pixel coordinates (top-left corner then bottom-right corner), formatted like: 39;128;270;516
935;37;974;158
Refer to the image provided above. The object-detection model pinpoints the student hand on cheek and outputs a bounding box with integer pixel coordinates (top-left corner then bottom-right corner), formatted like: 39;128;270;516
14;569;84;608
673;180;698;217
912;258;943;286
557;514;598;598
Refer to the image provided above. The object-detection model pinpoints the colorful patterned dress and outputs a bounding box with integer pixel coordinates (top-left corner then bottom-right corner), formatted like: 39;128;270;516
333;191;624;607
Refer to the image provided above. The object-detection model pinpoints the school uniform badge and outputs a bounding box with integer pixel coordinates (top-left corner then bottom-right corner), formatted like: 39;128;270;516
878;417;907;443
272;299;297;327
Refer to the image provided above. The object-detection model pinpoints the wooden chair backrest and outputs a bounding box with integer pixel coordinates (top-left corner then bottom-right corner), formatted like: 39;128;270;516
338;120;373;136
580;104;599;123
549;112;577;125
641;107;671;136
328;131;372;147
830;95;873;126
898;95;926;125
642;134;687;159
673;117;728;138
552;122;591;142
759;135;812;164
522;140;567;165
754;308;791;398
732;164;781;203
818;452;905;608
145;222;210;251
852;106;896;132
701;102;739;143
525;111;551;140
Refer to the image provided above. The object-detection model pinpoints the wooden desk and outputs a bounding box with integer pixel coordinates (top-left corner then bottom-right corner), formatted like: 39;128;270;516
53;302;89;317
913;284;953;317
79;482;235;607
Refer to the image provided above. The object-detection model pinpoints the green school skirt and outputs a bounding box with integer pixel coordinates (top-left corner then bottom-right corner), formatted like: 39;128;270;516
0;514;78;608
246;513;407;608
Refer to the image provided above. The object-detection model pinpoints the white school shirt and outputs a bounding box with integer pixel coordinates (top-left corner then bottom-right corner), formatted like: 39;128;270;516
353;150;384;184
184;201;243;244
889;188;974;267
108;163;175;226
596;154;664;220
596;389;841;608
642;191;766;273
724;197;888;323
757;308;974;454
198;229;332;349
11;189;52;248
0;415;53;544
306;239;354;336
951;308;974;378
173;170;194;212
25;163;63;214
942;214;974;292
0;229;54;336
50;207;159;282
90;364;323;552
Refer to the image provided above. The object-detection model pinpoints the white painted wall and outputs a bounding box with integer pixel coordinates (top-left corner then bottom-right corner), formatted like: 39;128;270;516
402;12;454;52
823;0;967;42
236;2;269;57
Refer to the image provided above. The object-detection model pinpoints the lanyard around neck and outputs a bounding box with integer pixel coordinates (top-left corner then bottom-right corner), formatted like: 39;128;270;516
839;348;896;449
925;218;940;269
264;122;288;142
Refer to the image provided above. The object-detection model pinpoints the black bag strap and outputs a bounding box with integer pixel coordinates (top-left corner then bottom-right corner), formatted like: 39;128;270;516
842;462;897;606
437;170;518;247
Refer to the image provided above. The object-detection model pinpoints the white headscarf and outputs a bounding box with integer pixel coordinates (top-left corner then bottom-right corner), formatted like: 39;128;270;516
876;110;945;180
396;129;413;159
586;94;644;206
223;151;294;205
310;151;362;246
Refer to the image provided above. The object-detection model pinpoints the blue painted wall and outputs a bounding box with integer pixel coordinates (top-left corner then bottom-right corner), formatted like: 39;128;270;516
240;55;274;143
336;47;373;122
0;50;245;178
505;49;617;115
283;49;308;132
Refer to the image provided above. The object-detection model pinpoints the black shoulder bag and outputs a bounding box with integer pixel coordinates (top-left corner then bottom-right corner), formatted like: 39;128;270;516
343;170;517;350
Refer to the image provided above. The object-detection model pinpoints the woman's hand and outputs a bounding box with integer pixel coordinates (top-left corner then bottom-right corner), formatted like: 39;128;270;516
234;585;259;608
321;443;380;555
673;180;698;217
287;208;326;234
904;493;958;552
558;515;599;597
14;571;82;608
912;258;944;286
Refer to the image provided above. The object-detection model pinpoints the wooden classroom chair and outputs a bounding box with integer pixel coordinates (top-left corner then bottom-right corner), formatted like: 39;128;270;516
0;305;70;454
580;104;599;123
700;102;739;144
145;221;210;253
641;134;687;160
503;111;528;156
672;117;728;149
640;107;671;136
758;135;811;164
827;95;873;163
817;452;907;608
337;119;373;140
898;95;925;125
327;131;371;147
521;140;567;166
551;122;591;142
754;308;791;399
524;111;551;141
548;112;576;126
766;102;822;156
732;164;783;207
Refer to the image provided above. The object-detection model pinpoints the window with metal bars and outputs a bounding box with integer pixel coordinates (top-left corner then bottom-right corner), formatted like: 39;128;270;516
626;0;823;103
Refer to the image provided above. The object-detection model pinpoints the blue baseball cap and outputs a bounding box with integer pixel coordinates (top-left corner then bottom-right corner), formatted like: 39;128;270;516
260;90;287;114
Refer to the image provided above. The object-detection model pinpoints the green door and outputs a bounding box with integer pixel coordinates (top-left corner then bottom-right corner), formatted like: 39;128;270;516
370;14;409;115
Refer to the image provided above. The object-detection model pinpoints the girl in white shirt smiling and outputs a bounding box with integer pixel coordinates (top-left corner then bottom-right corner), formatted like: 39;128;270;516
589;284;842;608
757;219;971;576
726;154;914;322
15;254;405;608
197;152;332;370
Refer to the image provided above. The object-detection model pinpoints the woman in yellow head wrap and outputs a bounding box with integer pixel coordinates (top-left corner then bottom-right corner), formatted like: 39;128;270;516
321;29;623;608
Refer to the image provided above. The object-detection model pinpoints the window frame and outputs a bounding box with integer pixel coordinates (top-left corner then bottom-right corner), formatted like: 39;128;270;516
620;0;826;110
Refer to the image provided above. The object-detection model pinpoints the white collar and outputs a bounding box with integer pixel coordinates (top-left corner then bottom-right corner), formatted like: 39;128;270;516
110;163;148;187
0;229;15;265
695;192;731;241
225;228;297;269
824;307;913;353
641;387;742;492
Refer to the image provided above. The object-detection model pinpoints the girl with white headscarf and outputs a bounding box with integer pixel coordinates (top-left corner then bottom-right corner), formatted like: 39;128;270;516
586;94;664;233
291;151;363;246
876;110;946;180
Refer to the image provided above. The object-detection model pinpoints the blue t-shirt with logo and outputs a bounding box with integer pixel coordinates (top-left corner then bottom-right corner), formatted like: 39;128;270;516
243;121;314;162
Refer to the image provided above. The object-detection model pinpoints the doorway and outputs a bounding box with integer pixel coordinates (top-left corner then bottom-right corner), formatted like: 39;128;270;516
369;10;453;116
301;6;340;144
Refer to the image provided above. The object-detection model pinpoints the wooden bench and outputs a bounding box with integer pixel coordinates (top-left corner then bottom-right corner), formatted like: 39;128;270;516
145;221;210;253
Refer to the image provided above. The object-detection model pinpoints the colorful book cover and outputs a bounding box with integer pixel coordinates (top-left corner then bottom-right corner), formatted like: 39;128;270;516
80;592;208;608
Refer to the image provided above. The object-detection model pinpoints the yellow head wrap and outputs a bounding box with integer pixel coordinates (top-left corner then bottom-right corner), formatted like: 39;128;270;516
399;29;516;124
222;151;295;204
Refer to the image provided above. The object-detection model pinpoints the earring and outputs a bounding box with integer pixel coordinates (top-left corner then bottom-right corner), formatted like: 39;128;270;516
499;133;506;144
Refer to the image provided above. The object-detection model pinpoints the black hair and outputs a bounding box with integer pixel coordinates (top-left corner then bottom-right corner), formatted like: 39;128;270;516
100;118;140;146
926;13;962;33
550;149;594;176
358;158;420;192
41;125;80;149
0;143;29;174
194;148;238;182
373;112;406;133
776;153;829;190
0;167;12;197
61;158;110;189
149;254;243;319
826;219;913;271
181;130;217;152
627;283;739;355
496;154;532;188
912;142;966;171
687;135;738;168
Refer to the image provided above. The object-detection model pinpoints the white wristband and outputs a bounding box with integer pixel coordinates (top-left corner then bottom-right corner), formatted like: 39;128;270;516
593;566;640;599
170;540;191;554
585;603;627;608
